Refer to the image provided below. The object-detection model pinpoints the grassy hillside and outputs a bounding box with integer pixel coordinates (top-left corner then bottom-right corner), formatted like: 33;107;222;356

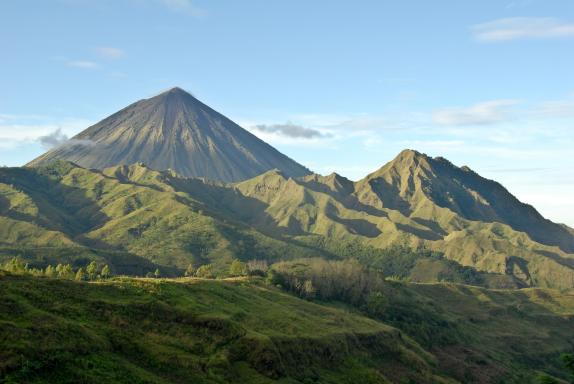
269;259;574;383
0;162;323;276
2;157;574;288
0;272;454;384
1;270;573;383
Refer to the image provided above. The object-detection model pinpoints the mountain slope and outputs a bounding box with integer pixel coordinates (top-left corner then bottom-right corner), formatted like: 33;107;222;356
2;272;574;383
0;273;448;384
230;166;574;289
4;150;574;288
354;149;574;253
27;87;311;182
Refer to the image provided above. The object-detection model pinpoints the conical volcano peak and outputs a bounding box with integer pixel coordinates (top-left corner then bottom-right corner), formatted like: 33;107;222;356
28;88;311;182
166;86;186;93
149;86;200;105
155;86;191;97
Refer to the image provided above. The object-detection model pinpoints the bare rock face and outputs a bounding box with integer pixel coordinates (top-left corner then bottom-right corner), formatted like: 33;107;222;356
28;87;311;182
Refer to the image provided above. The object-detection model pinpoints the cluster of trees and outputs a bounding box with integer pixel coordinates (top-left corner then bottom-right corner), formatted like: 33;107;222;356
1;257;111;281
182;259;269;279
269;258;386;306
302;237;483;285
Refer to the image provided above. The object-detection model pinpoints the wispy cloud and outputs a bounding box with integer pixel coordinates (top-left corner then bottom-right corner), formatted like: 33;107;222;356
251;123;330;139
39;128;69;148
39;128;95;149
533;97;574;118
433;100;519;126
0;116;92;149
94;46;125;59
67;60;99;69
472;17;574;42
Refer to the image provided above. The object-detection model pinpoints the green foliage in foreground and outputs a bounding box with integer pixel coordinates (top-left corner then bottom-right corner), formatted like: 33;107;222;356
1;268;573;383
0;272;451;384
270;258;574;383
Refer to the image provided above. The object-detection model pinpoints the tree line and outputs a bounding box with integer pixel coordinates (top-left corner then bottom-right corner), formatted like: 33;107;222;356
1;257;111;281
182;259;269;279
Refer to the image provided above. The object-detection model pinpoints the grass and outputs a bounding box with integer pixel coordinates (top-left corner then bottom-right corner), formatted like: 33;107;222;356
0;272;454;384
2;270;573;383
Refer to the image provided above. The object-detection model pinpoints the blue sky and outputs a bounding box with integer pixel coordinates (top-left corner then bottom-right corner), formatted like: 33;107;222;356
1;0;573;225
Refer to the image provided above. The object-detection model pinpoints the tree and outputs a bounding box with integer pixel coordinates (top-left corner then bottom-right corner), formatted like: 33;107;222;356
86;261;98;280
2;257;26;274
247;259;268;276
101;265;111;279
229;260;248;277
302;280;316;299
154;268;161;278
58;264;74;279
195;264;214;279
266;269;285;286
75;268;86;281
184;264;195;277
44;265;56;278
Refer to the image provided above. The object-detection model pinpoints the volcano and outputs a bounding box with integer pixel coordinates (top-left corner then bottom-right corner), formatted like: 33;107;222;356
28;87;311;182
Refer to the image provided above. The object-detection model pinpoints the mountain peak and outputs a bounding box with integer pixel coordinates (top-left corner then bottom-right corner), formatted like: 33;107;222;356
156;86;190;96
393;149;430;164
27;88;311;182
150;86;199;104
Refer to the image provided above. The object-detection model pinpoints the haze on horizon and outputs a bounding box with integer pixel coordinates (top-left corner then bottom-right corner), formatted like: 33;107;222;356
1;0;573;226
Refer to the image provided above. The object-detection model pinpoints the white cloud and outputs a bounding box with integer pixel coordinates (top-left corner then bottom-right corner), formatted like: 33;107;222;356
0;116;92;149
67;60;99;69
433;100;519;126
37;128;95;149
38;128;69;148
251;122;329;139
472;17;574;42
533;98;574;118
94;46;125;59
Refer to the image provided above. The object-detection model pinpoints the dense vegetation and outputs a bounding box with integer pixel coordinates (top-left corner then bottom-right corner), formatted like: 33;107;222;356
0;271;450;384
268;258;574;382
2;259;573;383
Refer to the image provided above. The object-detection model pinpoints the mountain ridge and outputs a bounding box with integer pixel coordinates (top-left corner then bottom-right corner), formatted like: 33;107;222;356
5;150;574;288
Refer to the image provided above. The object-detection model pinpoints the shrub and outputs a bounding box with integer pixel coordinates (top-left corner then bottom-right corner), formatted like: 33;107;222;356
229;260;248;277
184;264;195;277
195;264;215;279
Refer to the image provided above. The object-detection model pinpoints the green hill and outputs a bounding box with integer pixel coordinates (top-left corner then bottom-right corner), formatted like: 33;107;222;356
0;272;451;384
1;271;573;383
2;154;574;288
